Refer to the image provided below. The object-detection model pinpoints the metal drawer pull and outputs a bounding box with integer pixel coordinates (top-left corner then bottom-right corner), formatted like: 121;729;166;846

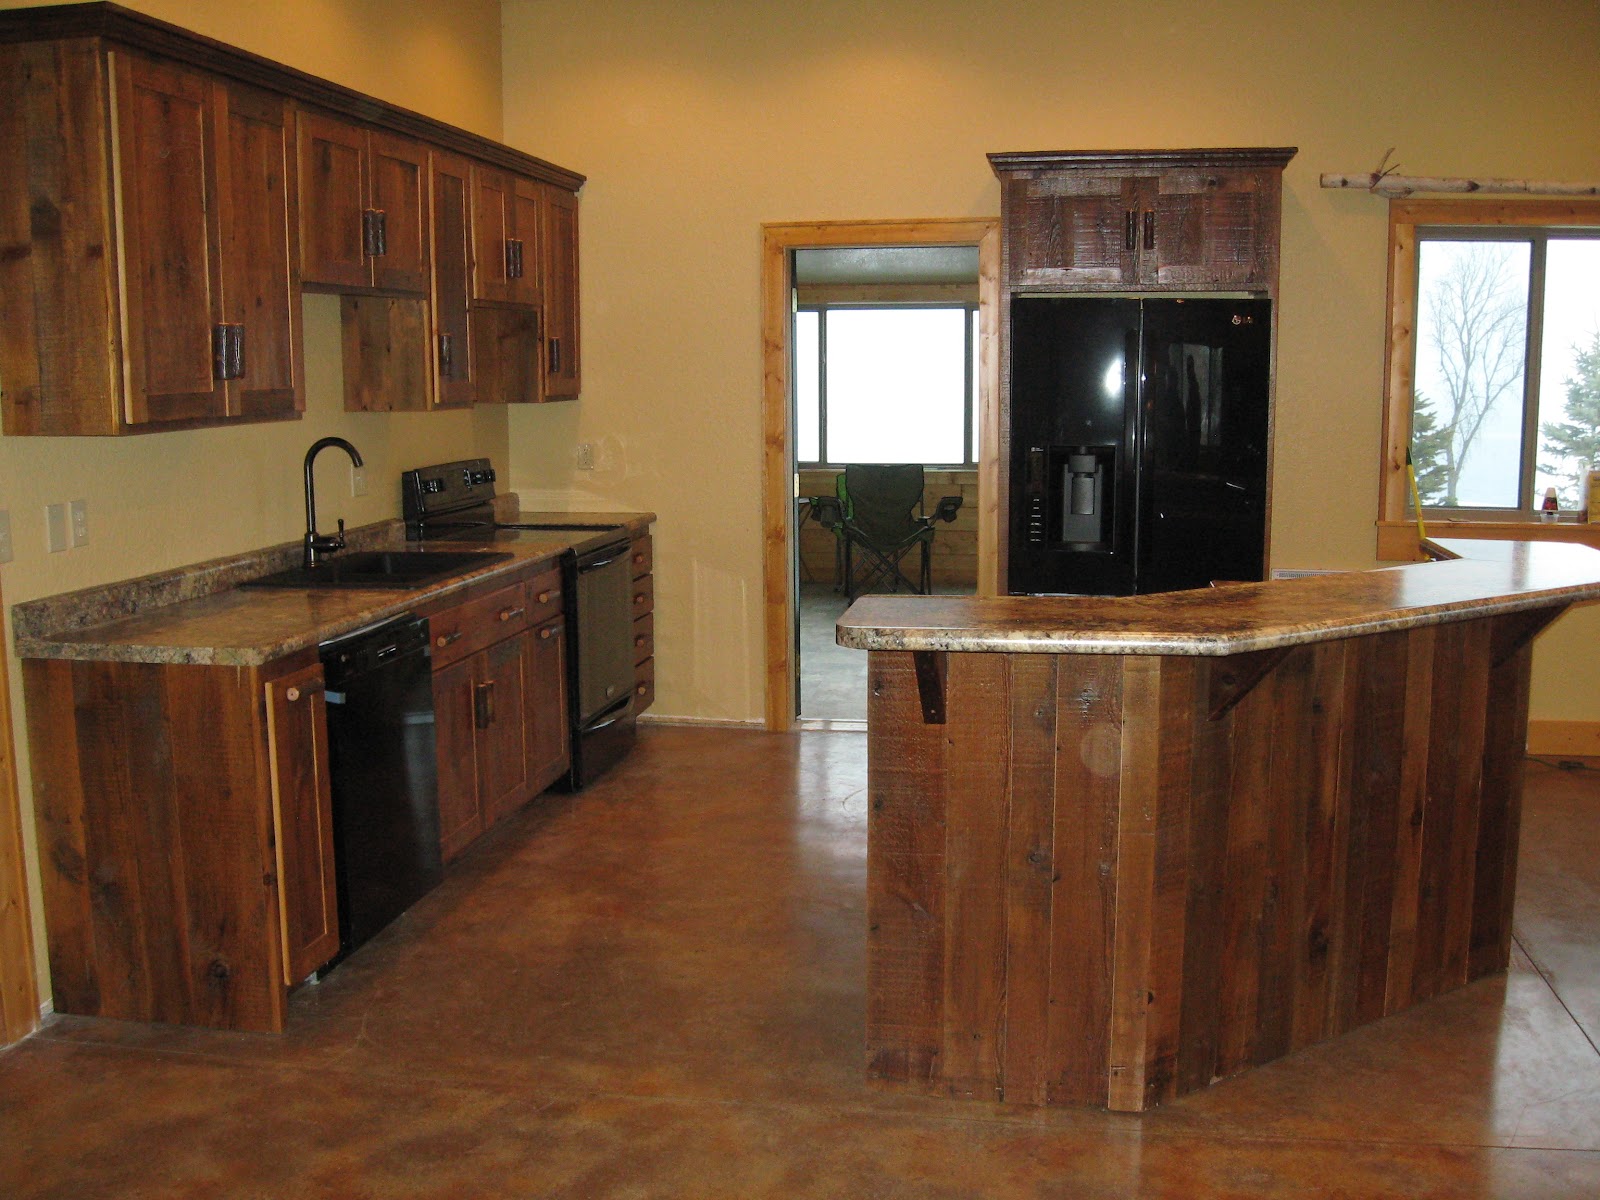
436;631;463;648
635;635;647;648
632;553;645;566
474;680;495;728
540;623;563;640
285;686;301;702
1124;209;1136;252
537;590;553;604
636;683;647;695
499;606;527;622
634;593;647;605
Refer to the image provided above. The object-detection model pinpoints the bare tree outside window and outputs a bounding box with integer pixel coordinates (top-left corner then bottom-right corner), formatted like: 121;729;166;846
1411;242;1528;508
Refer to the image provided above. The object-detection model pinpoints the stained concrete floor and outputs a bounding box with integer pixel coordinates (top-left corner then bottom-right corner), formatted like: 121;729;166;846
4;728;1600;1198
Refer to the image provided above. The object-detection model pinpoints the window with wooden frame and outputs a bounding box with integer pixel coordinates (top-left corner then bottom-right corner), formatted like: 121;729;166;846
794;302;980;469
1378;199;1600;560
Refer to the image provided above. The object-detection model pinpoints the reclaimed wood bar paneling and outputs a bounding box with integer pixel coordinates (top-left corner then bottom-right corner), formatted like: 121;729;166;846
864;609;1550;1111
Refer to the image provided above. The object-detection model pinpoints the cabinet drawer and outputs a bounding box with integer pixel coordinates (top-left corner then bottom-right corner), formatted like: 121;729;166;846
629;535;653;579
634;655;655;714
526;565;563;626
630;574;654;620
632;611;653;666
429;579;533;669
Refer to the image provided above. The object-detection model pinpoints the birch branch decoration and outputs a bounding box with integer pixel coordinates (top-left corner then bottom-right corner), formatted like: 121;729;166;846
1321;147;1600;198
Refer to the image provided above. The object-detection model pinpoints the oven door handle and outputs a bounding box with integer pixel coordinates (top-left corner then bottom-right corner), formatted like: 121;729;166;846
586;703;633;733
577;550;629;573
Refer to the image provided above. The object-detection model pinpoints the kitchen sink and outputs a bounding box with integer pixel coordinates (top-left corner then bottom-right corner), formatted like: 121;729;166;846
512;522;624;531
242;549;514;590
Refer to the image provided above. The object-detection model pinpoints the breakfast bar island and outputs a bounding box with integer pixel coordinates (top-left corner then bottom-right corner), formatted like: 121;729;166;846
836;540;1600;1112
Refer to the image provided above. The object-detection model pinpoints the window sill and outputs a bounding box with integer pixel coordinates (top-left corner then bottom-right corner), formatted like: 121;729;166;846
1376;518;1600;562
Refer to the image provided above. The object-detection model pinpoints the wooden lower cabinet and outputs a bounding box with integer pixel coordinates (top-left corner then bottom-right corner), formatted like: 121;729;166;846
630;534;656;714
21;652;337;1032
429;567;569;863
264;662;340;987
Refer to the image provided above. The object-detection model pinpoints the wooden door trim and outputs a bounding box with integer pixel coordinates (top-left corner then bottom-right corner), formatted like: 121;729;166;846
760;217;1001;731
0;575;41;1046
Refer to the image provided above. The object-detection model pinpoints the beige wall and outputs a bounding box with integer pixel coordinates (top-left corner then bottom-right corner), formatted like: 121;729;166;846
499;0;1600;725
0;0;507;1002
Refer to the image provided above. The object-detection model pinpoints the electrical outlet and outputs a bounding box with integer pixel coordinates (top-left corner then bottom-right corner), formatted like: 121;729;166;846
576;442;595;471
0;509;12;564
351;466;368;497
69;498;88;547
45;502;68;553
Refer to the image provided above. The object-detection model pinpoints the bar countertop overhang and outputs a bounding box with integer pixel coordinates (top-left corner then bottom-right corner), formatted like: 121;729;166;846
836;539;1600;656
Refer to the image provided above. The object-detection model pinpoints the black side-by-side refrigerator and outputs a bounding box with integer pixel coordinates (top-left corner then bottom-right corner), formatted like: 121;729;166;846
1007;296;1272;596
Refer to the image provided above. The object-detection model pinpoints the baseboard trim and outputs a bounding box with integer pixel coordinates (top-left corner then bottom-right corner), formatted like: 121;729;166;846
1527;719;1600;756
638;714;764;730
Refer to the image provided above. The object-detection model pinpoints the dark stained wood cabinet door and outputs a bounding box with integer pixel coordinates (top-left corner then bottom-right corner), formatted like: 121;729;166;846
507;176;542;307
264;663;339;986
525;617;569;793
219;83;301;418
1003;174;1138;290
540;183;581;398
478;633;532;826
471;305;540;405
1144;170;1277;291
429;150;475;408
111;52;226;424
296;109;368;290
471;164;515;303
367;130;429;295
432;654;483;863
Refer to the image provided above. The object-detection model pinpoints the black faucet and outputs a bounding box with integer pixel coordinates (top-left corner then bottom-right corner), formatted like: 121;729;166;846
303;437;364;568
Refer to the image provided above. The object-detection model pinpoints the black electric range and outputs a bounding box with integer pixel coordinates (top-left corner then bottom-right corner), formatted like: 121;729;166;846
402;458;637;790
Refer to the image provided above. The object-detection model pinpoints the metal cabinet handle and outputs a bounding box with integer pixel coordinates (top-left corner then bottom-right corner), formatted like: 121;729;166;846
1143;210;1155;251
283;680;324;703
536;590;553;604
636;682;648;696
474;680;495;728
436;630;463;648
363;208;389;258
632;553;645;566
1125;210;1136;252
499;606;527;622
439;333;455;379
634;593;648;605
548;336;561;374
539;623;563;640
505;238;524;280
211;324;245;381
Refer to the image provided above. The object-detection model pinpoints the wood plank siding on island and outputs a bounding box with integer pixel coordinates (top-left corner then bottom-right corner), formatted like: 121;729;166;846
841;540;1600;1111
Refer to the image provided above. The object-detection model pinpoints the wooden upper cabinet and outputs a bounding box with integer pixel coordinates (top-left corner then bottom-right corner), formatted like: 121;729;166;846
298;110;429;294
113;54;227;424
0;8;584;434
0;42;302;435
472;165;540;306
540;183;581;398
219;83;303;420
429;150;475;409
990;149;1296;295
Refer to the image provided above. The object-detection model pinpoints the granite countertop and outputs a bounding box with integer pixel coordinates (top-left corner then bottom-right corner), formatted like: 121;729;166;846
13;511;654;668
836;539;1600;657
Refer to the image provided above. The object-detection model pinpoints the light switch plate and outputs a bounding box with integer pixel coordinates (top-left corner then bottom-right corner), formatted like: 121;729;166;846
0;509;12;564
69;498;88;547
45;502;68;553
351;466;367;497
576;443;595;471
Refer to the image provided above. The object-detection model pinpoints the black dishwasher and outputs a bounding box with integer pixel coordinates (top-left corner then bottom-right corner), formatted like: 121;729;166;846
319;613;443;965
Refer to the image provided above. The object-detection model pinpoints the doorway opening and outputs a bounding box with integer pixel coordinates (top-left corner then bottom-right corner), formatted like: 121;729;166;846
759;220;1001;731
